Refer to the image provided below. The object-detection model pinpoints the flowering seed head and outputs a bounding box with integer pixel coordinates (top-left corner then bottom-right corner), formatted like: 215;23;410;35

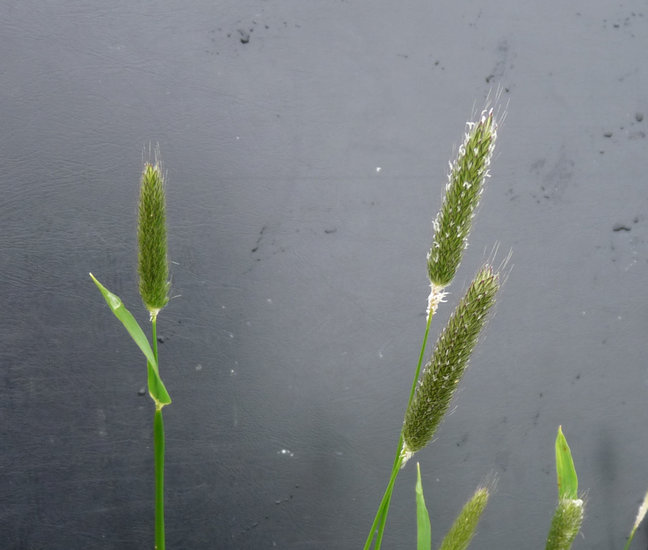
439;486;490;550
428;110;497;288
138;157;170;318
632;490;648;532
402;265;499;457
545;498;584;550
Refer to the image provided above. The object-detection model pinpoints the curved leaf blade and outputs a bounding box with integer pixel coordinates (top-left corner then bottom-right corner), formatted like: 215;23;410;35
147;360;171;406
90;273;171;405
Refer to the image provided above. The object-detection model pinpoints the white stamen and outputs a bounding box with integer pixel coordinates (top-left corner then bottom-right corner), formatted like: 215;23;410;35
427;283;448;318
400;444;414;467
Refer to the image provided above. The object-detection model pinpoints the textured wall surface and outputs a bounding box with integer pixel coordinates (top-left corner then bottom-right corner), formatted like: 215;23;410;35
1;2;647;548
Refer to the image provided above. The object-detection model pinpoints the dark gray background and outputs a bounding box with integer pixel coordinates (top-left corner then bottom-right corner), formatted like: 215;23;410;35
1;1;647;549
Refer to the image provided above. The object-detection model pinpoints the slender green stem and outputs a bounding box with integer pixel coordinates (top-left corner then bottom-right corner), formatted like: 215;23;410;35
152;314;159;366
152;318;165;550
363;451;402;550
406;311;434;416
364;312;435;549
154;406;165;550
371;453;404;550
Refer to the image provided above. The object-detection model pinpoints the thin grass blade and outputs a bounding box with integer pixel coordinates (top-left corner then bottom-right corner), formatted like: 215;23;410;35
147;360;171;406
416;463;432;550
546;427;583;550
90;273;171;405
555;426;578;500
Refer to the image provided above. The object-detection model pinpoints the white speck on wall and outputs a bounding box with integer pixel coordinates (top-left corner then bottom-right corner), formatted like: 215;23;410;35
376;166;382;173
97;408;107;437
277;448;294;457
624;254;638;271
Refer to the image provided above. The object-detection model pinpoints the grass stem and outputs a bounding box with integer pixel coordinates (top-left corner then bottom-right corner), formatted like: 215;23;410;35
152;317;166;550
406;311;435;426
363;311;434;549
154;406;165;550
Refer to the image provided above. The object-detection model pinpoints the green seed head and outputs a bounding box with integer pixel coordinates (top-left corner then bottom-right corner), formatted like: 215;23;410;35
402;265;500;457
427;110;497;287
138;159;170;318
545;498;585;550
439;486;490;550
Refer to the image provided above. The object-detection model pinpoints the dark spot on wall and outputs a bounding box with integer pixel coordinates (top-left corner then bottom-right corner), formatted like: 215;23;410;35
251;225;267;253
613;223;631;232
530;153;574;204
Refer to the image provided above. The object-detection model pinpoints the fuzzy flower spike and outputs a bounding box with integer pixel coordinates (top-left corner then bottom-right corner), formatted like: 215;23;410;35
138;155;170;320
402;264;500;464
427;109;497;318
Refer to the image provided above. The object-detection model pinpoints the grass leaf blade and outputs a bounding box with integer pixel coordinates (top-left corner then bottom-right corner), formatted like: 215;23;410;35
416;463;432;550
555;426;578;499
90;273;171;405
546;427;583;550
148;360;171;405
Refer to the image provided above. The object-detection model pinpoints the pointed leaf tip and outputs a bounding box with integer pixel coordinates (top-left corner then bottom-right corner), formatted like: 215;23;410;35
90;273;171;405
555;426;578;500
415;463;432;550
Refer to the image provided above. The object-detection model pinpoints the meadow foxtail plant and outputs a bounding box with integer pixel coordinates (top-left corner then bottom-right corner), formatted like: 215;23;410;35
91;150;171;549
547;427;645;550
363;107;500;550
368;104;648;549
80;126;648;550
545;426;584;550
